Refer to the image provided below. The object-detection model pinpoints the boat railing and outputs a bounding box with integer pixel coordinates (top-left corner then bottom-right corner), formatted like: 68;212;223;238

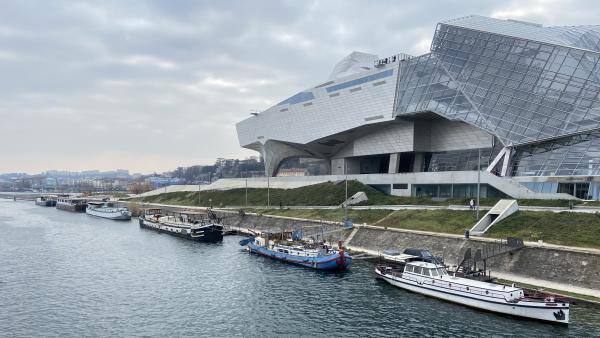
400;273;512;300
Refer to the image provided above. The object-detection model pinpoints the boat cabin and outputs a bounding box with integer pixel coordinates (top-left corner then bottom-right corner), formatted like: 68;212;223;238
404;261;448;278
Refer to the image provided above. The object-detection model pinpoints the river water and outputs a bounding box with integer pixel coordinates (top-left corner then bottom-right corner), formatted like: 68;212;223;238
1;199;599;337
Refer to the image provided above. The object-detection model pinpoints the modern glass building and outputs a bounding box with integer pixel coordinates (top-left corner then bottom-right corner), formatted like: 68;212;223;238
236;16;600;200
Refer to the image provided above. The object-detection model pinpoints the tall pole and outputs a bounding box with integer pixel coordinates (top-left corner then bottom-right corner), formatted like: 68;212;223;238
344;162;348;221
245;173;248;207
198;183;201;206
477;148;481;220
267;174;270;208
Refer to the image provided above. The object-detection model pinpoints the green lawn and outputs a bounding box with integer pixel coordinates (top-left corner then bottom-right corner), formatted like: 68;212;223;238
486;211;600;249
128;180;594;208
374;209;476;234
248;208;393;224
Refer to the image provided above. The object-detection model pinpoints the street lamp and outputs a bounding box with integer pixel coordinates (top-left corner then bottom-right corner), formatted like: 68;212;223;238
344;162;348;221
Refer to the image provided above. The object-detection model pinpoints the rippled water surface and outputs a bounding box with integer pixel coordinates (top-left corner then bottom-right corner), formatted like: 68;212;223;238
1;199;599;337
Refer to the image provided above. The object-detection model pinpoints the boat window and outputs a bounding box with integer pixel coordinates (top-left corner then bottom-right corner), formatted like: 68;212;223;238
284;250;289;254
422;269;430;277
438;268;447;276
404;265;414;273
431;269;439;277
414;267;423;275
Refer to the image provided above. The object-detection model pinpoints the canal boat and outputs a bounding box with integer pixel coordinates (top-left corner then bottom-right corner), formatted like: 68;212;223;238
139;209;223;242
239;235;352;270
56;197;87;212
375;261;569;324
86;202;132;220
35;196;56;207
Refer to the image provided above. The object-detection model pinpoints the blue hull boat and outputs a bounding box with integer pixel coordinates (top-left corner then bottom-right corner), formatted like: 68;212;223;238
240;237;352;270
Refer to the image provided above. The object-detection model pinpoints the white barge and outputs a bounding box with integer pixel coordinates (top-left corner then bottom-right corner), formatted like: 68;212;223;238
375;261;569;324
86;202;132;220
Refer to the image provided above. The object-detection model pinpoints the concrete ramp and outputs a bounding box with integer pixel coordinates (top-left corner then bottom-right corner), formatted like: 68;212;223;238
340;191;368;208
470;199;518;236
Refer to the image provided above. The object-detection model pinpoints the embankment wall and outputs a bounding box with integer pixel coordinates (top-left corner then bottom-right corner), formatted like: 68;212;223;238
348;227;600;290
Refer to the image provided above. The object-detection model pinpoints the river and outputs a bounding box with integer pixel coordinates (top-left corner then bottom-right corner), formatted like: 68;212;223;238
1;199;599;337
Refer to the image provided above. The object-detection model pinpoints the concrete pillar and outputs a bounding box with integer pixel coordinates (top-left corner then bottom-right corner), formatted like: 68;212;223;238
388;153;400;174
413;152;424;172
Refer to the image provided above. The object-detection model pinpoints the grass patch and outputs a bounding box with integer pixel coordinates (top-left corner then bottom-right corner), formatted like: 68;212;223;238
375;209;476;235
486;211;600;249
247;208;393;224
129;181;508;207
128;180;591;208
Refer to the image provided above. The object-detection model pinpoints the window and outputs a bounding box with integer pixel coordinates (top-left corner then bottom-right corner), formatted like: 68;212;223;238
405;265;414;273
326;69;393;93
422;269;431;277
393;184;408;189
431;269;439;277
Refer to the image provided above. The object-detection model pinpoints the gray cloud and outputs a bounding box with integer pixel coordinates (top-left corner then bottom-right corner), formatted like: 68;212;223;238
1;0;599;173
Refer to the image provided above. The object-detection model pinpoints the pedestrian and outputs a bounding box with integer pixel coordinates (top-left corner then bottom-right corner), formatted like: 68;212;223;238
469;199;474;210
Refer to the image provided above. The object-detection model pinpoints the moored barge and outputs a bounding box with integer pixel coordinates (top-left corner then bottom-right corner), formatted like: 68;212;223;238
139;209;223;242
35;196;56;207
86;201;132;220
240;235;352;271
56;197;87;212
375;261;569;324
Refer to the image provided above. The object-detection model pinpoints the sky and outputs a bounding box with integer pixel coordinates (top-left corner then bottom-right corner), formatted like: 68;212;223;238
1;0;599;174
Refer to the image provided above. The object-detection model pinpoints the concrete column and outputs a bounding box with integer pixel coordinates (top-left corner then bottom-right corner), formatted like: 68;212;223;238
388;153;400;174
413;152;424;172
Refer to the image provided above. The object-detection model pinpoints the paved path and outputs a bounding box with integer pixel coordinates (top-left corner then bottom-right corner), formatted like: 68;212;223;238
492;272;600;299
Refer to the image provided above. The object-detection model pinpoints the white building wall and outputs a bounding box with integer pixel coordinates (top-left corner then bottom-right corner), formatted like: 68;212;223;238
429;120;493;151
236;63;399;147
335;122;414;158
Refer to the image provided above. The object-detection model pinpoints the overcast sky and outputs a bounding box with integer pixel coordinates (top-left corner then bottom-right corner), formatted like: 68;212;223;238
1;0;599;174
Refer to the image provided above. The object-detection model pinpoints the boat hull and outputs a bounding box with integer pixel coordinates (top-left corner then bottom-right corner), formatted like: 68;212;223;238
375;268;569;324
247;242;352;271
35;200;56;207
139;217;223;242
56;203;87;212
86;208;132;220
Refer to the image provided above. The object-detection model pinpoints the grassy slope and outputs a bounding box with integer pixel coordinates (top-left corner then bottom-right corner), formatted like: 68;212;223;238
486;211;600;249
130;180;550;207
374;209;476;234
248;208;393;225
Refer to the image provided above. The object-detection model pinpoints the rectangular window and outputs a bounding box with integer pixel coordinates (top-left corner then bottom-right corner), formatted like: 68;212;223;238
326;69;393;93
373;80;386;86
350;87;362;92
329;93;340;97
393;184;408;189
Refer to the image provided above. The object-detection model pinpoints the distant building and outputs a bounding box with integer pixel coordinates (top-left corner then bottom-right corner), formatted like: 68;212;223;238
277;168;309;177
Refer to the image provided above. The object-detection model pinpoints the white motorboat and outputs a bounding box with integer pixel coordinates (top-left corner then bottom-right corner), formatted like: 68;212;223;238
375;261;569;324
86;202;132;220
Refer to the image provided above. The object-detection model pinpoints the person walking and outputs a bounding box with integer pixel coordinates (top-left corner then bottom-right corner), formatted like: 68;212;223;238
469;199;474;210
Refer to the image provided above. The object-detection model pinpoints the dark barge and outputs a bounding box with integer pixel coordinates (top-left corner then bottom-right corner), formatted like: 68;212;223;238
139;209;223;242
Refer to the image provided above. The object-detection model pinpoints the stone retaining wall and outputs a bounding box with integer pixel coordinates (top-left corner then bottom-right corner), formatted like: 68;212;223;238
348;227;600;290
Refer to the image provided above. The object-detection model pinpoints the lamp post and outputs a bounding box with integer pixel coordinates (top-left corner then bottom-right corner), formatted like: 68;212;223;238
477;148;481;220
244;171;248;207
344;161;348;221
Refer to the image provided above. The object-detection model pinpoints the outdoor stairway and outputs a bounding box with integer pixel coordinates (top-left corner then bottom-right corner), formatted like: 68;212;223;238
456;237;525;274
470;199;518;236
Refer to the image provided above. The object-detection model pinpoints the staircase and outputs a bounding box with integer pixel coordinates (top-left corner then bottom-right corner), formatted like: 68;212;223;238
470;199;518;236
456;237;525;274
